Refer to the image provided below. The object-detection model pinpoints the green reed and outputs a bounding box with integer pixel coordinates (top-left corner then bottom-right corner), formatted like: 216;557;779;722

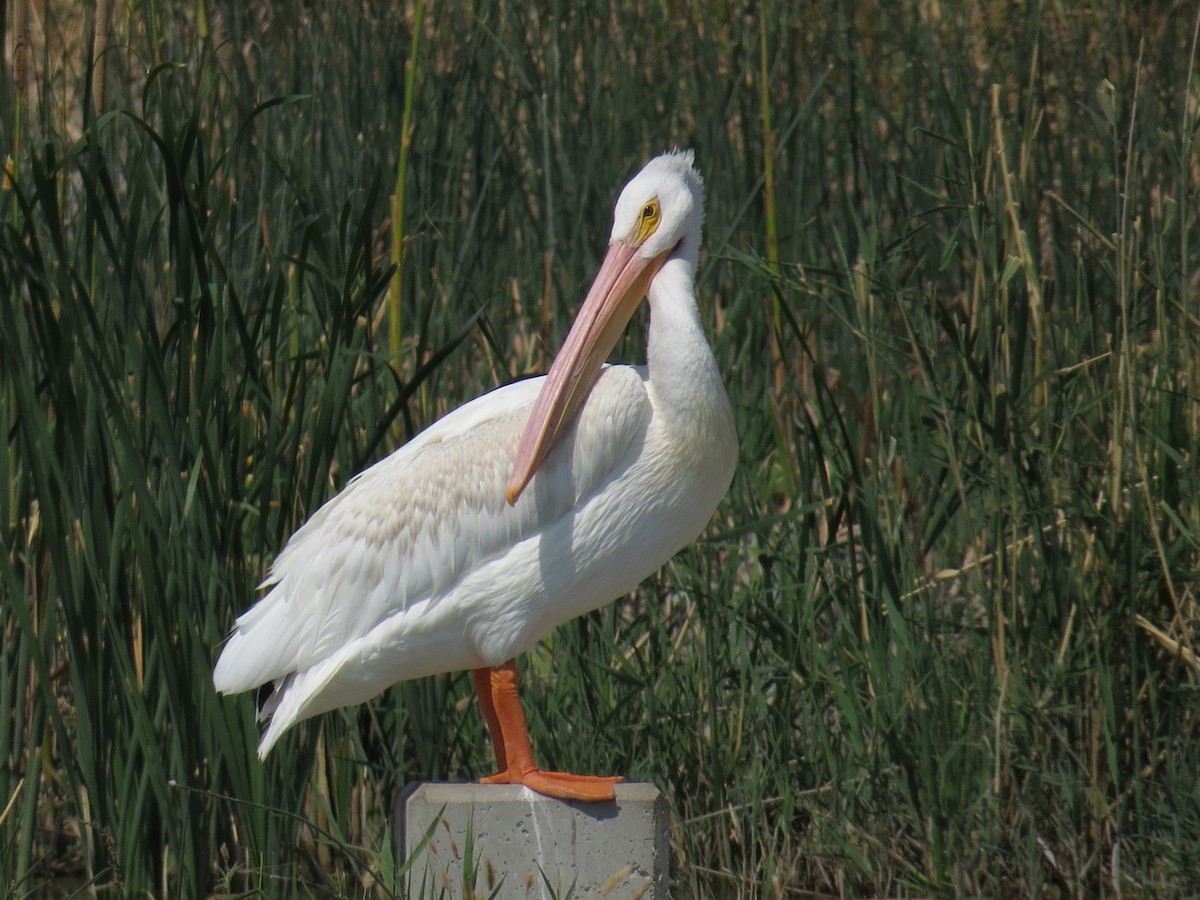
2;1;1199;896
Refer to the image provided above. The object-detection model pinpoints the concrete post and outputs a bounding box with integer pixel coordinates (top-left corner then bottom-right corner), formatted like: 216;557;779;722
397;782;669;899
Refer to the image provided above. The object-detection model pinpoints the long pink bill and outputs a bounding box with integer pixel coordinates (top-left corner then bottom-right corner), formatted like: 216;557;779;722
506;240;670;505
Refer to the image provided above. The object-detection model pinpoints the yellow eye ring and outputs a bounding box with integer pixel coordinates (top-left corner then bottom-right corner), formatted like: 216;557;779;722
635;198;661;244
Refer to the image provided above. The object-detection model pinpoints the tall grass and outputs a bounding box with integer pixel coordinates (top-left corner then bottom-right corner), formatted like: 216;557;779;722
2;0;1199;895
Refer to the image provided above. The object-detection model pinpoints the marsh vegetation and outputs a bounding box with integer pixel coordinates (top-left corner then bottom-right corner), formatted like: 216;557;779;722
2;1;1199;895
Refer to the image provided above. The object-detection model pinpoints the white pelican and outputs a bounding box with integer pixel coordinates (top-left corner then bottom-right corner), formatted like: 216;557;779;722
214;150;736;801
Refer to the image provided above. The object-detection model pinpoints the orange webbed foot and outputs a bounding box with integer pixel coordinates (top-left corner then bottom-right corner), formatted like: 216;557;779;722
481;767;623;802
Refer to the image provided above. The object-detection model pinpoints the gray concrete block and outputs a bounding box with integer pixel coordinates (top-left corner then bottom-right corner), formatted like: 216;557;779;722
397;782;669;899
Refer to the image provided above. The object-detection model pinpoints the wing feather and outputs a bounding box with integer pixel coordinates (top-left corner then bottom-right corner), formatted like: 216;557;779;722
213;366;649;694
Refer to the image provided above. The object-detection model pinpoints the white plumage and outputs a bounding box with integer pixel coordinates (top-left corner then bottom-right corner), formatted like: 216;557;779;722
214;150;736;796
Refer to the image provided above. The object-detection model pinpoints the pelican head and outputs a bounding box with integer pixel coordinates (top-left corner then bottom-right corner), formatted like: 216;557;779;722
610;148;704;267
507;150;705;504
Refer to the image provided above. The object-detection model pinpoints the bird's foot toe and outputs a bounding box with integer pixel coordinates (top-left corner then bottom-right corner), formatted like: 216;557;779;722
480;767;622;801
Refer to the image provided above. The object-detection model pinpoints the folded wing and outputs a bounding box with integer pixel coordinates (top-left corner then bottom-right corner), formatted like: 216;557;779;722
212;366;649;697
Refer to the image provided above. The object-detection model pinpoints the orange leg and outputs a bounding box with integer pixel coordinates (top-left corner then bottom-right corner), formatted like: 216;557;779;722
471;667;507;773
472;660;622;802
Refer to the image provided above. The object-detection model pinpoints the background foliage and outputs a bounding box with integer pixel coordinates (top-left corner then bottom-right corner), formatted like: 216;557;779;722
2;0;1199;895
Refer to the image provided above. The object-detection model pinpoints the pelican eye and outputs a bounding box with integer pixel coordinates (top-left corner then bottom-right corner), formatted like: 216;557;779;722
635;198;661;244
